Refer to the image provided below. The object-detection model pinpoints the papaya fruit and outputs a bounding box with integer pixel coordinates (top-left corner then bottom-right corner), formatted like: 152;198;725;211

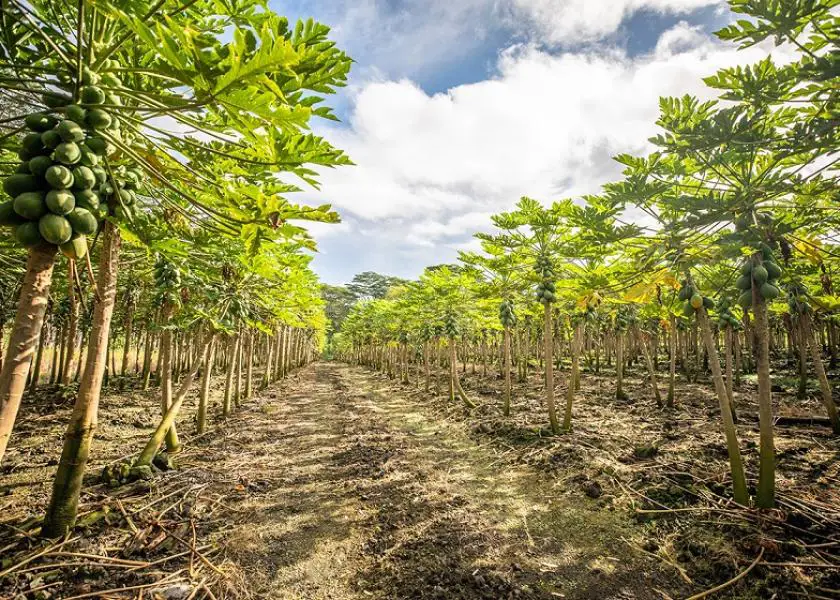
17;148;35;162
15;162;31;174
78;146;100;168
66;207;98;235
81;86;106;105
60;234;88;259
65;105;87;123
41;129;62;149
752;265;768;285
45;165;74;189
13;191;47;219
28;155;53;177
46;189;75;215
72;166;96;190
682;302;695;317
765;261;782;280
92;167;107;185
43;92;71;109
738;291;753;309
22;133;45;155
119;189;135;206
735;274;752;291
702;297;714;309
678;286;691;301
3;173;40;198
740;261;752;276
24;113;58;132
38;213;72;245
86;109;112;130
690;293;703;309
0;200;24;226
54;142;82;165
14;222;43;247
81;67;100;85
760;283;780;300
57;120;85;143
74;189;99;211
85;137;108;156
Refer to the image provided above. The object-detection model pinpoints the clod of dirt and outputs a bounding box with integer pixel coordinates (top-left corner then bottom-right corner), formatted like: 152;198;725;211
582;480;603;499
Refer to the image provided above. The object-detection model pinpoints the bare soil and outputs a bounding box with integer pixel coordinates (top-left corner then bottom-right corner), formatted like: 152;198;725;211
0;361;837;599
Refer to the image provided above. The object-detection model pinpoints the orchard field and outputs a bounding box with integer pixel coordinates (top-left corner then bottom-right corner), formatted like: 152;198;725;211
0;0;838;599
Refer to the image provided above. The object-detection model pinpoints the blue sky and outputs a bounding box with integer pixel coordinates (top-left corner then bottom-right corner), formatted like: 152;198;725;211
267;0;782;286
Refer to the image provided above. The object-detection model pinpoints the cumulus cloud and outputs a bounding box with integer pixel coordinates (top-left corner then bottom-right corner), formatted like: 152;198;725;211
509;0;725;45
305;22;795;283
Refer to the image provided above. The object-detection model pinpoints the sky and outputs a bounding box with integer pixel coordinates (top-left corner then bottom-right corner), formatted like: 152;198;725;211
269;0;783;286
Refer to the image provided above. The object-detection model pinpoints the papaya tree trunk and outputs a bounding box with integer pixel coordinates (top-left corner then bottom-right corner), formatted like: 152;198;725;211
801;312;840;434
223;335;237;417
638;328;662;408
752;267;775;509
615;330;625;400
503;327;512;417
667;316;676;407
29;325;48;394
696;307;749;505
42;223;121;537
159;303;180;454
137;336;211;467
563;322;581;432
543;303;560;434
196;336;216;435
62;263;79;385
0;245;58;465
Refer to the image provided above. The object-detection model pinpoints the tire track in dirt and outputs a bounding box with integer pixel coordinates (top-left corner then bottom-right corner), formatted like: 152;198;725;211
221;363;682;599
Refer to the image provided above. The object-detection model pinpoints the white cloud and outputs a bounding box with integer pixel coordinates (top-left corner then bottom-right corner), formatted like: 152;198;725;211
306;23;796;283
509;0;725;45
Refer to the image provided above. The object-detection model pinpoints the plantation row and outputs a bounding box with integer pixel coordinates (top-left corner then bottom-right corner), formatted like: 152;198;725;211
0;0;350;538
331;0;839;511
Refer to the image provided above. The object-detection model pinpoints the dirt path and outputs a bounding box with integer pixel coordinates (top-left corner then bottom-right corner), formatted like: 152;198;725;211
219;363;681;599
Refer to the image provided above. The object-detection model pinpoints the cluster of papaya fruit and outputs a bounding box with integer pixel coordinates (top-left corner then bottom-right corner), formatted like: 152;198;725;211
498;299;516;328
534;255;557;304
0;65;141;256
716;298;740;329
443;312;459;338
678;282;714;317
736;244;782;308
787;283;811;316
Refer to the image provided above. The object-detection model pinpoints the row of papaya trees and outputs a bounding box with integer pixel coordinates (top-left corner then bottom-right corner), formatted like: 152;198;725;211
0;0;351;537
332;0;839;510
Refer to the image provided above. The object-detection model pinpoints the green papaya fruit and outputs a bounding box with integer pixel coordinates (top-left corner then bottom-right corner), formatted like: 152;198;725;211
54;142;82;165
66;207;98;235
25;113;58;132
0;200;25;226
65;105;87;123
14;222;43;247
740;261;752;276
41;129;62;149
38;213;72;244
43;92;71;108
3;174;40;198
72;166;96;190
752;265;768;285
760;283;780;300
86;109;112;130
682;302;695;317
735;274;752;291
702;297;714;309
22;133;45;155
13;191;47;219
765;261;782;280
738;291;753;309
690;293;703;309
45;189;75;215
45;165;74;189
80;85;106;105
57;120;85;143
60;234;88;259
28;155;53;177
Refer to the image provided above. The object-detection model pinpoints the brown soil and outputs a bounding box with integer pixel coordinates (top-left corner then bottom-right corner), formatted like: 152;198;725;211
0;362;837;599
